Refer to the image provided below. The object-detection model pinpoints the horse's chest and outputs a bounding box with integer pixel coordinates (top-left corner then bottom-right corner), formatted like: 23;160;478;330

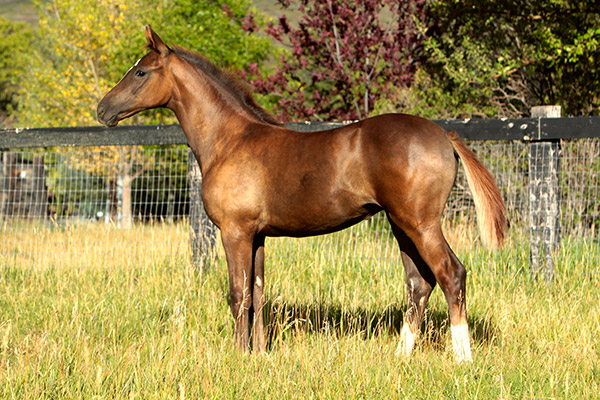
200;169;265;227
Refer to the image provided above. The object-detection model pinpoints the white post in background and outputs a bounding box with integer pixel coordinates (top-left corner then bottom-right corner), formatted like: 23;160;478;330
529;105;561;281
0;152;14;220
188;149;218;270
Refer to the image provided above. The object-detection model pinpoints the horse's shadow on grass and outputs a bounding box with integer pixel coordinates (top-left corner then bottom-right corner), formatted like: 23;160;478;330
262;298;499;351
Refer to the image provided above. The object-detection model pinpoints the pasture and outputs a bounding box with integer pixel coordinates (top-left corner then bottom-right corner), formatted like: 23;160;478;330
1;219;599;399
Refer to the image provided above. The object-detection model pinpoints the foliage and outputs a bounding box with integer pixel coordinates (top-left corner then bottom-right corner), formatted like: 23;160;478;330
560;139;600;232
149;0;273;72
0;17;34;127
11;0;149;226
417;0;600;118
235;0;426;122
14;0;274;128
15;0;140;128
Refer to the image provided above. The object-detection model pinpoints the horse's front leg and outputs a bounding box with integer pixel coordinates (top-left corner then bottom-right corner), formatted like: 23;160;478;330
221;228;254;351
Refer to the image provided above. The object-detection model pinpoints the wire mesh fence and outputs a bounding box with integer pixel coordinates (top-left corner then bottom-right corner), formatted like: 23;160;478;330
0;146;191;268
0;139;599;272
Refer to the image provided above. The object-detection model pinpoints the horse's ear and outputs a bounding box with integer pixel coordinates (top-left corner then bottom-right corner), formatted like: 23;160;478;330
145;25;170;57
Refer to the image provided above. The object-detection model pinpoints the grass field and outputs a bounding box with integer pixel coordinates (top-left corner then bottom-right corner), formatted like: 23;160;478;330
1;221;599;399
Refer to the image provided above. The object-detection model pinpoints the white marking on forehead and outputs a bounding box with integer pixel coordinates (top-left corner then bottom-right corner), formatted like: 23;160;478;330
115;58;143;85
125;58;142;75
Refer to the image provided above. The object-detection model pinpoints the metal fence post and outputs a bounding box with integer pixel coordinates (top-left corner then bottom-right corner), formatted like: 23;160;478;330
529;106;561;280
188;149;218;270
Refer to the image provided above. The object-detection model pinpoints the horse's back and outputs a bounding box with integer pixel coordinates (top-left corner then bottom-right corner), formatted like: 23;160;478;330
358;113;451;154
263;113;457;234
203;113;457;236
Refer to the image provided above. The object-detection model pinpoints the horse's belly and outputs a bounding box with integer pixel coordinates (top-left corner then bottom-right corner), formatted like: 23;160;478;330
260;202;382;237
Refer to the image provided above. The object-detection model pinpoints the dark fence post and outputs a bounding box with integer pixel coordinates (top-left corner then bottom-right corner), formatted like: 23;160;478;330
529;106;561;280
188;149;218;270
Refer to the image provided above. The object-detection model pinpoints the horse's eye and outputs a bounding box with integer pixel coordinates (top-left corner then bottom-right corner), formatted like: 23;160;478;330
135;70;146;78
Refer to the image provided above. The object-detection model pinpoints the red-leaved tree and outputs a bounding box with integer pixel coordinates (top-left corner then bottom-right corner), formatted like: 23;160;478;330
228;0;426;122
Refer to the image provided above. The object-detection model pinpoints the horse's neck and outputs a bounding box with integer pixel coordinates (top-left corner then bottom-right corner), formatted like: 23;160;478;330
168;67;251;174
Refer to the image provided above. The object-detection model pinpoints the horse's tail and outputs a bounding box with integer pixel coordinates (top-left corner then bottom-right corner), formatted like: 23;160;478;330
446;130;508;249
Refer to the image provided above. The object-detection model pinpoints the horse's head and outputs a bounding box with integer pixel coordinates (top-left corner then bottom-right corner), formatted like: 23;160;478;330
97;26;173;127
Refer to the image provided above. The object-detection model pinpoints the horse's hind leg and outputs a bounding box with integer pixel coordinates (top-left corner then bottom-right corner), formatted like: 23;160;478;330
413;226;471;362
390;216;472;362
389;220;437;358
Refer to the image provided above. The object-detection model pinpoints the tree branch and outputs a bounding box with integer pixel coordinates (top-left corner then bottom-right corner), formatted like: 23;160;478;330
327;0;344;69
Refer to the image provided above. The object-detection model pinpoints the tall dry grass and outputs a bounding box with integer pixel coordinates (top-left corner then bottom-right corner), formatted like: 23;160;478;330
0;219;190;269
0;217;599;399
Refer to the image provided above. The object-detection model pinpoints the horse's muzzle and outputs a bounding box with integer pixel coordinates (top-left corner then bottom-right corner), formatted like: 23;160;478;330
96;102;118;127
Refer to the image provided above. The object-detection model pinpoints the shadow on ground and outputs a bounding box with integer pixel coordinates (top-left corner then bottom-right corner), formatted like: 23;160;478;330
262;298;499;351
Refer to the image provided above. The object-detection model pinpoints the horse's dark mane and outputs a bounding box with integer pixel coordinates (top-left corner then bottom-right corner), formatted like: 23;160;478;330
172;46;281;126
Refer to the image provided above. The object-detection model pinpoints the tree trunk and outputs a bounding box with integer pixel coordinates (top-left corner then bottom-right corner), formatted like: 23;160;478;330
121;173;132;228
30;155;47;219
0;152;13;220
107;178;117;223
118;148;133;229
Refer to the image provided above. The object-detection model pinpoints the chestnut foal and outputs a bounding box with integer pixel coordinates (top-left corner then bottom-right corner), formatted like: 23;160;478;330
98;27;507;362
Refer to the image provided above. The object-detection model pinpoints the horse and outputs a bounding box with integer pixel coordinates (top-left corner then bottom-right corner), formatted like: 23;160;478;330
97;26;507;362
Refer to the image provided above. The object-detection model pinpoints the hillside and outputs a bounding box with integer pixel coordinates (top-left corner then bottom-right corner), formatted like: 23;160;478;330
0;0;36;25
0;1;297;27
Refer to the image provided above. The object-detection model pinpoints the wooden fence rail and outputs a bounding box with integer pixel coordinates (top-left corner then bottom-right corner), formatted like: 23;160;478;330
1;111;600;279
1;116;600;148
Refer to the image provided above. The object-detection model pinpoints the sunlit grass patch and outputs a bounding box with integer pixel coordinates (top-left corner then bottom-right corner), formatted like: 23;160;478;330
0;219;599;398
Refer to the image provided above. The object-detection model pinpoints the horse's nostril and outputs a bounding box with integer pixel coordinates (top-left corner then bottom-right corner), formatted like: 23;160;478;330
97;104;110;124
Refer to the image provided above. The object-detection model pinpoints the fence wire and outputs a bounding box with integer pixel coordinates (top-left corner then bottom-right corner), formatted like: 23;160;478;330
0;140;598;271
0;146;191;268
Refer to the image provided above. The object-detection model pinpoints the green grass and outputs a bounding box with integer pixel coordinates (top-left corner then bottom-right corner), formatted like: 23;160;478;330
1;221;599;399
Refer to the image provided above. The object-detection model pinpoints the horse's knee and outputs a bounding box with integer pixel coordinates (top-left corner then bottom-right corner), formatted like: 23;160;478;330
230;290;250;319
407;275;434;297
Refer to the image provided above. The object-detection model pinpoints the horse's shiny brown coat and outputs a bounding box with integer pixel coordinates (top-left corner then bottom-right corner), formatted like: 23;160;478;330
97;27;507;358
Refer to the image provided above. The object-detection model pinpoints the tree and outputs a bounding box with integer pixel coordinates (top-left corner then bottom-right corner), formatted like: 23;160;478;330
13;0;148;227
0;18;34;127
418;0;600;118
150;0;273;72
235;0;426;122
14;0;274;226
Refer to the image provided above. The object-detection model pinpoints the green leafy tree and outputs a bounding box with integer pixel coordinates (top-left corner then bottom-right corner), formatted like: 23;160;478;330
415;0;600;118
0;18;34;127
16;0;140;127
148;0;273;71
15;0;273;127
13;0;274;226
